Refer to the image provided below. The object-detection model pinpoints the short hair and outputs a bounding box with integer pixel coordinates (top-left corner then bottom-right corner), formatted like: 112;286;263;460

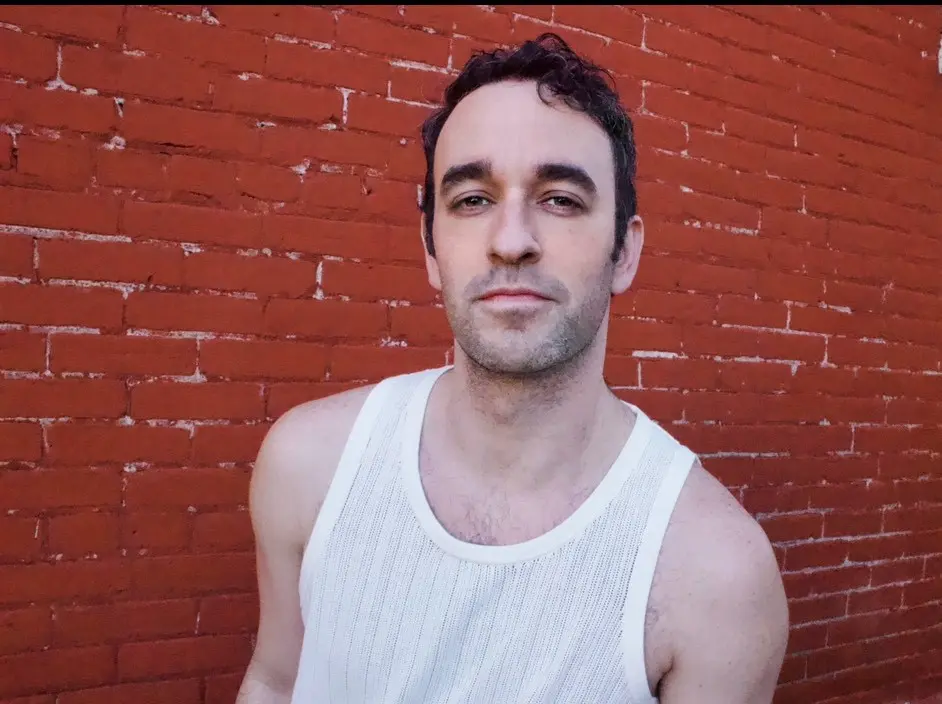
419;32;638;261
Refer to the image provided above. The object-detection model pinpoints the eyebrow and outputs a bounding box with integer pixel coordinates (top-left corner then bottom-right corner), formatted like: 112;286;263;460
438;160;598;198
440;160;492;196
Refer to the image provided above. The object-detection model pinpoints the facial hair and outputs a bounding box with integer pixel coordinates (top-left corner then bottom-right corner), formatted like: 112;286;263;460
443;263;614;378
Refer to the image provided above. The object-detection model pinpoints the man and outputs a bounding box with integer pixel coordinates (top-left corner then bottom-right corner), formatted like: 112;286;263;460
237;33;789;704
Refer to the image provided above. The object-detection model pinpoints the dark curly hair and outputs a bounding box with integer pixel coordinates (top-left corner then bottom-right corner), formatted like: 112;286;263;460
419;33;637;262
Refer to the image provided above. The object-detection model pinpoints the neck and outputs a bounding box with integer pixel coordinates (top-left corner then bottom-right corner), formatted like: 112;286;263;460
434;338;629;491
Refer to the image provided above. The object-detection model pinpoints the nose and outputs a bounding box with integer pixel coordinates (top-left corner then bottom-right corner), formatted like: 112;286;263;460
487;196;541;266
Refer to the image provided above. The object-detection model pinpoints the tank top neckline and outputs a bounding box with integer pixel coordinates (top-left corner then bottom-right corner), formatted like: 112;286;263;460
398;365;655;564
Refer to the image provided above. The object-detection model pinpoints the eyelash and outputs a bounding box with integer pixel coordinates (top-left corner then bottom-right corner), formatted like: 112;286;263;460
450;195;584;212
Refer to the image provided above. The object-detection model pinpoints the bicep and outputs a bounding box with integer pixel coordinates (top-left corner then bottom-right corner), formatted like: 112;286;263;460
656;465;790;704
244;423;312;691
658;547;789;704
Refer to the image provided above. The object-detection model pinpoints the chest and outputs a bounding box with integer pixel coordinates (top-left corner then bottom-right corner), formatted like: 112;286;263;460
418;454;595;547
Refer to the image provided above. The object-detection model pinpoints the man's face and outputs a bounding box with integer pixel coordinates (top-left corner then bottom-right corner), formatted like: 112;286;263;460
425;79;643;376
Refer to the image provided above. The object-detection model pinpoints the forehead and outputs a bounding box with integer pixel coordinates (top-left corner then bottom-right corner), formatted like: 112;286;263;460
434;80;613;186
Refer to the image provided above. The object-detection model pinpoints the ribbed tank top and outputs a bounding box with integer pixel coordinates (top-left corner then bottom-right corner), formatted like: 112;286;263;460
291;366;695;704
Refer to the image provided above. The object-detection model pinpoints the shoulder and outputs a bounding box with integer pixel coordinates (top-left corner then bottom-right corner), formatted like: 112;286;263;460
649;458;789;700
249;383;378;549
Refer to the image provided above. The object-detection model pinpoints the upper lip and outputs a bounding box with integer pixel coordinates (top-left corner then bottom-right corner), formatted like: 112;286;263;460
478;287;550;300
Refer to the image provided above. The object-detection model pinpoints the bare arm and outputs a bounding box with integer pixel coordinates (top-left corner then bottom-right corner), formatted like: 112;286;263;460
236;388;372;703
655;464;790;704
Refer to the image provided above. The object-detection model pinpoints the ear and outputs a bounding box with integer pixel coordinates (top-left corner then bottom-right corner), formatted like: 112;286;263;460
611;215;644;295
421;217;443;292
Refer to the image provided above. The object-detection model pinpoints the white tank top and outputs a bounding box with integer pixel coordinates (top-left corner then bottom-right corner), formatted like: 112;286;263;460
291;366;695;704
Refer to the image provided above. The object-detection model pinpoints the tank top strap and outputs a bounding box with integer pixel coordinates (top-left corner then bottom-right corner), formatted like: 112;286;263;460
621;423;696;703
298;367;449;621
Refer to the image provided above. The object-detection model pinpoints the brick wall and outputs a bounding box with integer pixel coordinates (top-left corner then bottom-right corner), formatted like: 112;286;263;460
0;5;940;703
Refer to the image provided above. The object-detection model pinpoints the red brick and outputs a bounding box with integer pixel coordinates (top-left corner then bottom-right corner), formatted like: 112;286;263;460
118;633;251;679
237;162;302;202
198;593;258;635
183;251;317;298
0;646;115;698
96;149;169;191
201;339;328;381
0;607;51;655
130;382;263;421
46;424;190;465
192;424;269;464
641;359;719;391
122;200;262;247
604;356;639;387
126;291;264;335
337;13;451;66
57;679;201;704
0;331;44;372
512;17;607;66
215;76;342;123
48;512;120;558
718;362;792;393
0;131;11;169
346;94;433;137
264;299;388;340
39;239;183;286
125;468;249;509
0;560;130;606
823;511;883;538
130;554;255;598
0;468;120;511
329;345;446;382
783;565;871;600
213;4;334;40
122;102;260;157
0;516;41;562
50;334;196;376
122;512;189;553
0;378;126;419
716;295;788;328
847;586;906;617
613;389;686;423
0;283;122;330
0;187;120;234
167;154;236;198
405;5;514;43
0;422;42;461
298;171;363;211
61;45;214;104
389;306;452;346
261;126;392;170
0;5;122;43
790;594;849;627
389;65;453;105
384;150;432;202
205;673;244;704
18;137;95;190
321;261;434;304
608;319;683;355
493;5;553;20
55;599;197;646
192;511;253;552
645;84;725;131
266;381;365;419
265;43;390;95
884;507;942;534
758;513;823;544
126;6;266;71
553;5;642;44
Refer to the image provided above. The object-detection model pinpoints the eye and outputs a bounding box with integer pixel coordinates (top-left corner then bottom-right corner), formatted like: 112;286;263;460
451;194;492;211
542;195;584;211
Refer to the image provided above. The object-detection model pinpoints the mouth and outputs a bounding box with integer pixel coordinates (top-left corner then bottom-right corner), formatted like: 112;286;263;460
478;288;551;303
